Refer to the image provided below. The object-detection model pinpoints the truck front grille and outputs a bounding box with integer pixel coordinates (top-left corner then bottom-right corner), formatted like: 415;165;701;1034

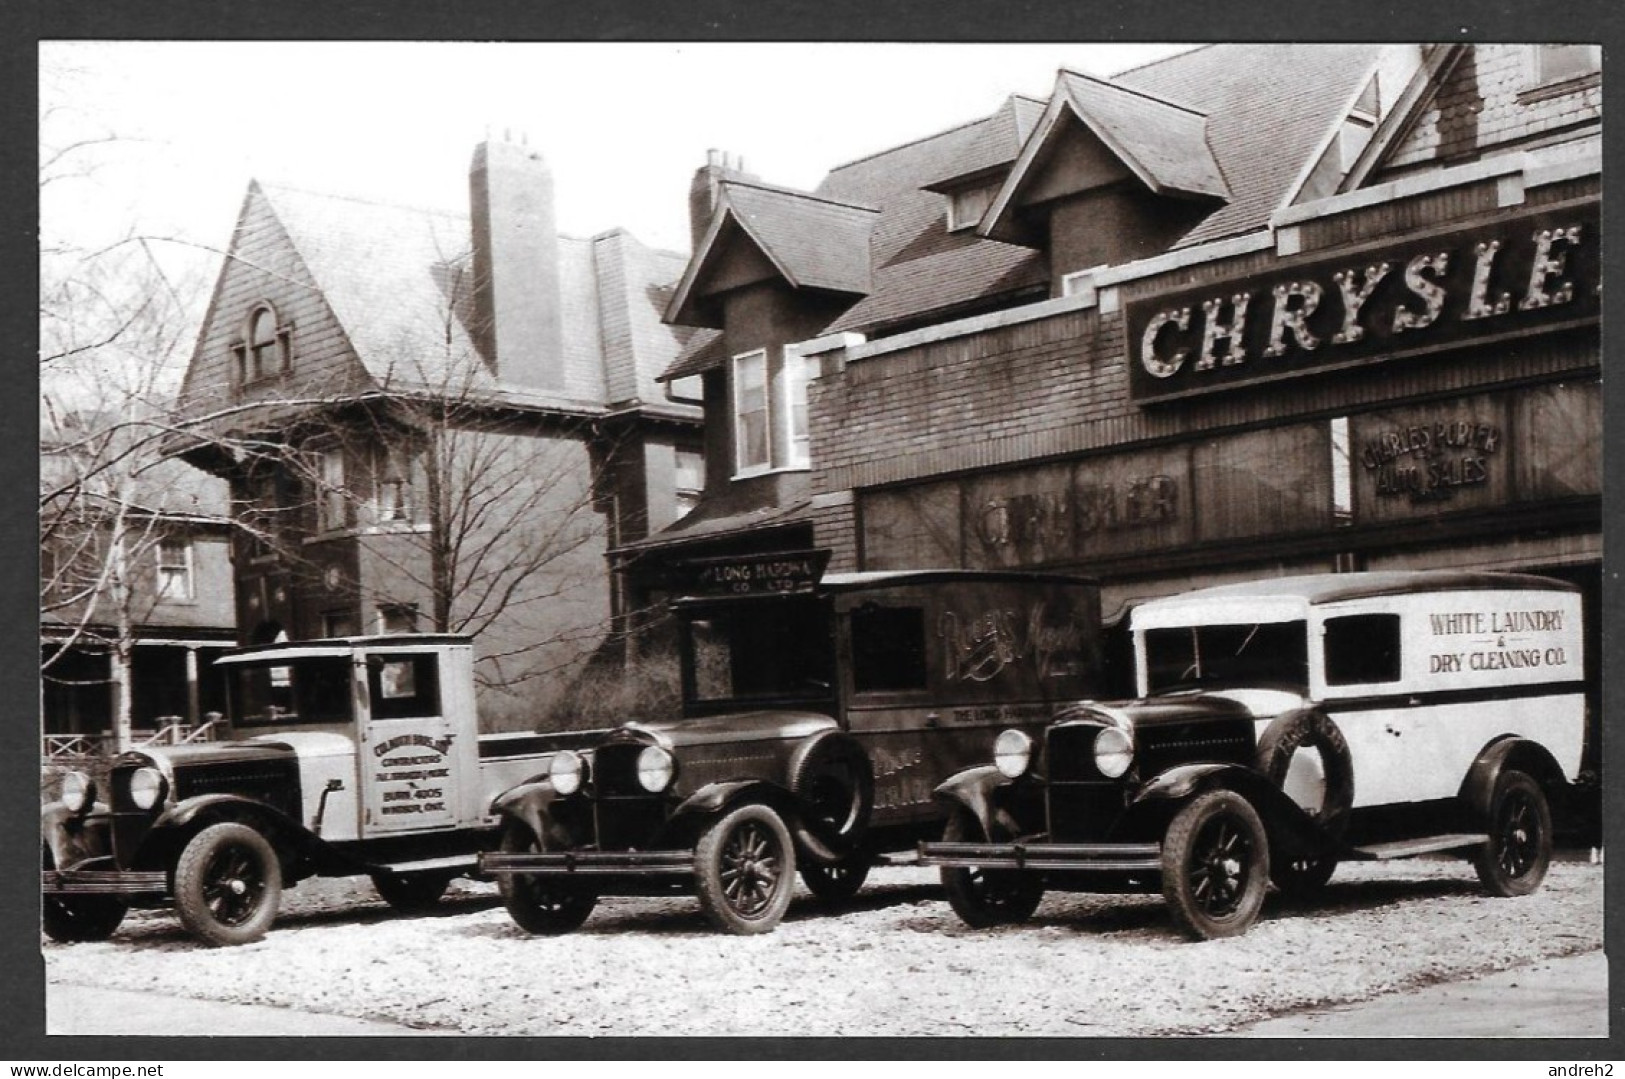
589;742;670;850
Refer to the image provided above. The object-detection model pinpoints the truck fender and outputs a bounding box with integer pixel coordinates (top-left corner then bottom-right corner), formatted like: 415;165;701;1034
488;780;562;843
930;766;1014;841
41;802;113;871
1131;763;1328;856
147;795;319;869
1458;737;1567;821
672;779;787;822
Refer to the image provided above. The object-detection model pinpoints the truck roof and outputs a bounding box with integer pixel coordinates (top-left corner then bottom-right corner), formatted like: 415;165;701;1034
216;634;474;664
1136;570;1577;612
669;567;1100;605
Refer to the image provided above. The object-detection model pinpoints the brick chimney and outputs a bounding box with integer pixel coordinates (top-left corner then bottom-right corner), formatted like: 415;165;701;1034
688;149;755;251
469;136;564;390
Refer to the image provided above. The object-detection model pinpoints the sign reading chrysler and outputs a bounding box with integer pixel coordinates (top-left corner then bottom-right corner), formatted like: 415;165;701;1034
1125;204;1599;402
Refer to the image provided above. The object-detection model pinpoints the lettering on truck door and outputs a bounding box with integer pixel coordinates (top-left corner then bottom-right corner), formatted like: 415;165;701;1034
359;652;461;833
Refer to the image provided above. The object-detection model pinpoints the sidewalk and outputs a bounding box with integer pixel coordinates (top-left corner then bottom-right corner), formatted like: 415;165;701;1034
1236;950;1609;1038
46;983;444;1037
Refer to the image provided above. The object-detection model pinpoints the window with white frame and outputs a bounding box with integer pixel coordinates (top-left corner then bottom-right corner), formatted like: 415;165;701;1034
1537;44;1601;85
370;444;415;524
674;448;704;518
317;448;349;532
732;345;814;478
733;350;770;474
782;344;811;470
155;538;194;601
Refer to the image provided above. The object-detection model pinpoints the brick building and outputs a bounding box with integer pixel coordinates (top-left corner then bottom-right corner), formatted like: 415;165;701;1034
640;44;1601;769
173;138;703;728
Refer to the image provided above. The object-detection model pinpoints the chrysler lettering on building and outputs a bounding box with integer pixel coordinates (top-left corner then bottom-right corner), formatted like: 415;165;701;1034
1125;206;1599;403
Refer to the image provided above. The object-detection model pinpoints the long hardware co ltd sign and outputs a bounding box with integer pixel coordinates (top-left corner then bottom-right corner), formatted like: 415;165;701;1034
1124;203;1599;402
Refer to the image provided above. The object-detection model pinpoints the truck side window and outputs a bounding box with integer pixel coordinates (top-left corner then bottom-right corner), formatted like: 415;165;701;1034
851;605;928;693
1323;614;1402;685
367;655;442;719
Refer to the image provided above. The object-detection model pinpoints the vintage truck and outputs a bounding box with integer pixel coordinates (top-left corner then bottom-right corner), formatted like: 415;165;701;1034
480;551;1108;935
42;635;576;947
918;570;1587;940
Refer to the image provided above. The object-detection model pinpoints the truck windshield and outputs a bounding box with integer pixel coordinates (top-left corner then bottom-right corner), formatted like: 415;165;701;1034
682;597;835;708
1143;621;1309;693
227;657;353;726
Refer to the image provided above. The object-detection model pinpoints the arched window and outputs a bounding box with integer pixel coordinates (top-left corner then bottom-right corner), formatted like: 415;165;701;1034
235;304;287;384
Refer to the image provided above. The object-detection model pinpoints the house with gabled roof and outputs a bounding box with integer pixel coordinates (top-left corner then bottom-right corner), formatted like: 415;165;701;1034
619;45;1414;597
629;45;1600;798
172;137;703;728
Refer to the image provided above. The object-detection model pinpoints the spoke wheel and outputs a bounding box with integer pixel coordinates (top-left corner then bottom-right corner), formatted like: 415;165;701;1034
1162;789;1269;940
42;844;126;943
695;803;795;934
799;856;870;903
1473;770;1552;898
497;825;597;935
173;822;282;947
1270;855;1337;899
371;871;455;914
939;808;1044;929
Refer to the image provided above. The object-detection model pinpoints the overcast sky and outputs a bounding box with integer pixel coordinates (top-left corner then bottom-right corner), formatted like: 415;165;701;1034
40;41;1194;269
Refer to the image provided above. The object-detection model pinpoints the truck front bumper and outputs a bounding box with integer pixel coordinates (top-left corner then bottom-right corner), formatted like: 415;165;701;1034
43;869;169;897
479;849;694;878
917;840;1163;873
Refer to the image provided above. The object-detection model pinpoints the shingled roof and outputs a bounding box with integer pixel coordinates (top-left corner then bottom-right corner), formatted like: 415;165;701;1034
665;179;879;329
659;46;1385;356
254;183;695;415
1111;43;1384;247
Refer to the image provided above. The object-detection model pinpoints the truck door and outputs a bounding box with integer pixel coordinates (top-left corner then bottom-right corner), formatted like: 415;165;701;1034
357;651;461;834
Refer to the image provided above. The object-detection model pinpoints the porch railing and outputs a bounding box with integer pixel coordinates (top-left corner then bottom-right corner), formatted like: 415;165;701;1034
42;717;222;764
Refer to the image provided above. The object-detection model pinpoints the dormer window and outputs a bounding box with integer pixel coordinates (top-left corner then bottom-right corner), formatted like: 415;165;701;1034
233;303;290;385
946;181;1002;232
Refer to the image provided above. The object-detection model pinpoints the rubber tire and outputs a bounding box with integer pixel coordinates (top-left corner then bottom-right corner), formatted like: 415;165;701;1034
799;856;871;903
1473;770;1553;898
371;871;454;914
788;733;874;866
1254;708;1355;838
1162;789;1270;941
1270;855;1338;898
694;803;796;935
496;825;597;935
173;822;283;947
41;844;126;943
939;807;1044;929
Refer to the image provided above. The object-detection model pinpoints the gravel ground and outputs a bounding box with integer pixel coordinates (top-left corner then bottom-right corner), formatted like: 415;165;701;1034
43;859;1603;1037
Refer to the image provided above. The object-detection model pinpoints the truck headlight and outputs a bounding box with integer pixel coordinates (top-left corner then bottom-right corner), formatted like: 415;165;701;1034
636;745;674;793
128;766;166;810
993;729;1033;779
1093;726;1134;779
549;750;586;796
59;771;94;814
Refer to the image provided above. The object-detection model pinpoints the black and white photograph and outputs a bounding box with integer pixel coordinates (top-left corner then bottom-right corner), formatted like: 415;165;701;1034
33;28;1610;1052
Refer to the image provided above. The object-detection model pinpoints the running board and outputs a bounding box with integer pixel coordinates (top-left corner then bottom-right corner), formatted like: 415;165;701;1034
378;855;480;874
1350;834;1487;860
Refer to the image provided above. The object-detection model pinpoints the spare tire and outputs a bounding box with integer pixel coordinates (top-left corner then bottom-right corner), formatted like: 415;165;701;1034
787;732;874;866
1254;708;1354;838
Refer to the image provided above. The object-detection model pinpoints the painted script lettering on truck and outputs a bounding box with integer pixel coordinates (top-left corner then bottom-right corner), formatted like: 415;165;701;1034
1426;607;1573;675
938;601;1089;683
